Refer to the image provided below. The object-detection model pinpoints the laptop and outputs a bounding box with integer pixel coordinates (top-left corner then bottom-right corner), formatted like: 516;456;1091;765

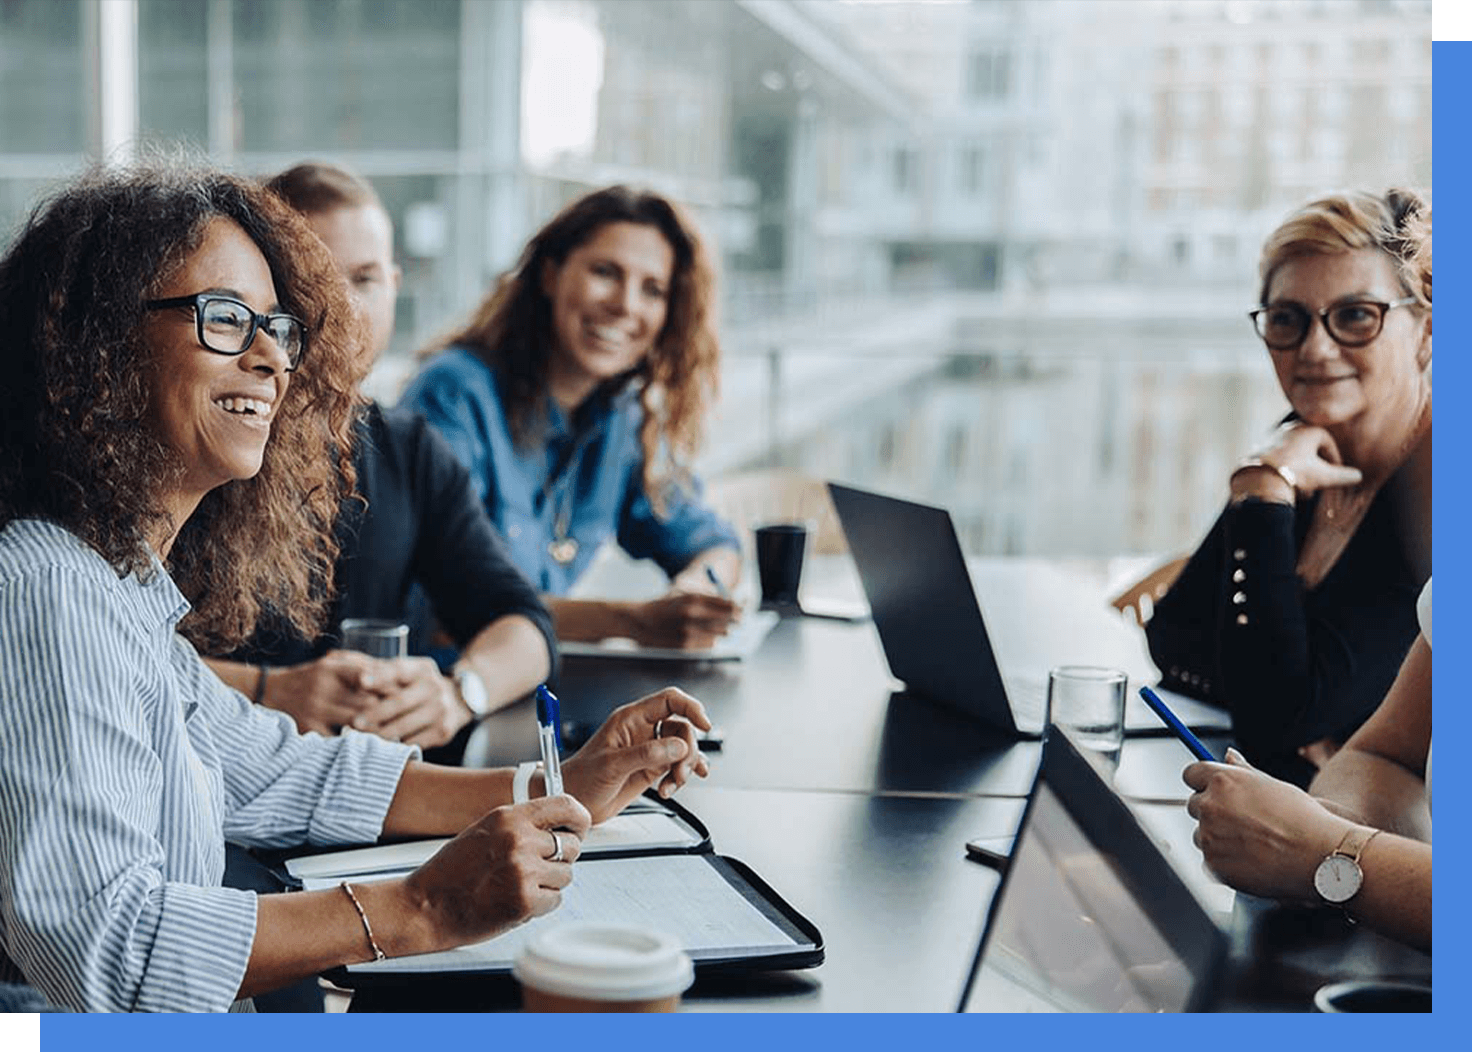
956;726;1227;1012
827;482;1231;739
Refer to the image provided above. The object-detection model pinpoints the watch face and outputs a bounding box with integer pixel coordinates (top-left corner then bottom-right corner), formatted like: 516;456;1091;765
1313;854;1363;904
456;670;490;716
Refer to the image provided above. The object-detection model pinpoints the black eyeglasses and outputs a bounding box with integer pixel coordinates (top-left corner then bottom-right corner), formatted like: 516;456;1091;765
1248;297;1417;352
144;292;307;371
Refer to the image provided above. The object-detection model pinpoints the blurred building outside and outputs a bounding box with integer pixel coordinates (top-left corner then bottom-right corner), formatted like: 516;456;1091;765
0;0;1431;558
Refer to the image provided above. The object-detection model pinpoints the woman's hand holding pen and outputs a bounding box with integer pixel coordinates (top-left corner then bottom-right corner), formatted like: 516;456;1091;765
628;592;740;649
1183;748;1352;902
562;687;713;822
397;795;590;953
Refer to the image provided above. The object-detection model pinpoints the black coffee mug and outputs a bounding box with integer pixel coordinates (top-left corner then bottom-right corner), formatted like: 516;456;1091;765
755;523;809;609
1312;980;1431;1013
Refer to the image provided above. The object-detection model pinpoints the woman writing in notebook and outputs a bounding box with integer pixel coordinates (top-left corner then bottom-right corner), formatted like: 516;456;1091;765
0;162;710;1012
1146;190;1431;785
400;186;742;650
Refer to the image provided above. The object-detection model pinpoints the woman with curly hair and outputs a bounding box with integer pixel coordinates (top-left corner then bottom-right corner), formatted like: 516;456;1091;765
0;162;711;1012
1146;189;1431;785
200;161;556;765
401;186;742;649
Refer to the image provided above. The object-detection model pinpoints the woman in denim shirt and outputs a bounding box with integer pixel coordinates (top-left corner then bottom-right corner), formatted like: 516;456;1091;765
402;187;741;650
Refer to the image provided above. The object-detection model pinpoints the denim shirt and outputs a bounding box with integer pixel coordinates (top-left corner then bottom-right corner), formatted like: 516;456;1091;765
400;346;738;595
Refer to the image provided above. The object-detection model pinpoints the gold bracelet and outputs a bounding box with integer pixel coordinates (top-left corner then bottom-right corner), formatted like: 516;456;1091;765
1232;456;1298;494
340;881;387;962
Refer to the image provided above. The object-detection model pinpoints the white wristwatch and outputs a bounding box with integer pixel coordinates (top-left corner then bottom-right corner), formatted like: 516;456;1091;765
453;665;490;718
1313;826;1381;905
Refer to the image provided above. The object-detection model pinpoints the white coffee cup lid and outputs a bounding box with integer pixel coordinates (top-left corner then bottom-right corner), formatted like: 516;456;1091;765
512;923;694;1002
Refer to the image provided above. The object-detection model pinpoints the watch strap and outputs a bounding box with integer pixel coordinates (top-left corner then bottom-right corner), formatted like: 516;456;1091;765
513;760;541;804
1333;825;1381;865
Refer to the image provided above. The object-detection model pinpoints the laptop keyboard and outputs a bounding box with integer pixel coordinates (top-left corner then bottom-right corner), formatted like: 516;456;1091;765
1006;677;1049;726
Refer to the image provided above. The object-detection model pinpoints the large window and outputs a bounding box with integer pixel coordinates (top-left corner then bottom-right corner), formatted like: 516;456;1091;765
0;0;87;155
0;0;1433;558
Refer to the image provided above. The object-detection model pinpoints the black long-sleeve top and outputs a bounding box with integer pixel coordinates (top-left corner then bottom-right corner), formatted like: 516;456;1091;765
230;402;557;682
1145;486;1425;785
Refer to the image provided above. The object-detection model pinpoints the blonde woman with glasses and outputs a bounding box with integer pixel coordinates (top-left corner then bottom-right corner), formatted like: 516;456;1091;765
1147;190;1430;786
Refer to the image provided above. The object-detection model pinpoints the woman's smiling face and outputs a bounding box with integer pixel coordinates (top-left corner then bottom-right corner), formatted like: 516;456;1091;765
143;216;294;510
541;220;675;411
1263;247;1430;434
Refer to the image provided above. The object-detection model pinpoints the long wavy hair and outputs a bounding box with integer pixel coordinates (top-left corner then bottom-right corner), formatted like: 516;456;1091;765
0;160;363;653
422;185;720;509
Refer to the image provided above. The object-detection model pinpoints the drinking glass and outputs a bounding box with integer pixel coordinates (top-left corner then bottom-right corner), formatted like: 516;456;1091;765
339;618;408;660
1047;666;1127;769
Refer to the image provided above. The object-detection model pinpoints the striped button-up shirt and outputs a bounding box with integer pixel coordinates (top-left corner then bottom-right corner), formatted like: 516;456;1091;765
0;520;416;1012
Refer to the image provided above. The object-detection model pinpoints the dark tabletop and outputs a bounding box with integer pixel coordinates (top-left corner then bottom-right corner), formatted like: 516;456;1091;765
371;557;1429;1013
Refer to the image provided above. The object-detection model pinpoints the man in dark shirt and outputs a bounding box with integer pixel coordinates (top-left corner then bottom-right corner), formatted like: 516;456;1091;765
204;163;555;757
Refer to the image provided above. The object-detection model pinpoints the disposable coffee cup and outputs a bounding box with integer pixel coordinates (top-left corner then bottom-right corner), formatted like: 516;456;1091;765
513;923;694;1013
340;618;408;660
1313;980;1431;1013
755;522;809;609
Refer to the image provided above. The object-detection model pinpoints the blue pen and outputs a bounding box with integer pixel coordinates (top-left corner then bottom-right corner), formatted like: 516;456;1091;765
1138;686;1217;762
534;685;564;796
704;564;731;600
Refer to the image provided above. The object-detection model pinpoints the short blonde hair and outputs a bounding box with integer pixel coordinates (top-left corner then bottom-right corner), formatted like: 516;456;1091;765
1259;188;1430;309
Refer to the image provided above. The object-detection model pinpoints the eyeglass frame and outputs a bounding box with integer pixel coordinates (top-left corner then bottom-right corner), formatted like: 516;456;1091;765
1247;296;1419;352
143;292;308;371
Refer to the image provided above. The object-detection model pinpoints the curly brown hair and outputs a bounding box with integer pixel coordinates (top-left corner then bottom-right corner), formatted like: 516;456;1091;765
0;159;363;653
422;185;720;510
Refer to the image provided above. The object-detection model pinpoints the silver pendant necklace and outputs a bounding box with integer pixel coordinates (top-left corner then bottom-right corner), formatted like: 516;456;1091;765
547;486;578;565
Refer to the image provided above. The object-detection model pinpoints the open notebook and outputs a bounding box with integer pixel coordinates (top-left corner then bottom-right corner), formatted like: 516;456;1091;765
281;795;823;984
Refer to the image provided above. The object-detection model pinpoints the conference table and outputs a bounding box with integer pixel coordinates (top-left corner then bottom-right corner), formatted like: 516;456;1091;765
344;556;1431;1013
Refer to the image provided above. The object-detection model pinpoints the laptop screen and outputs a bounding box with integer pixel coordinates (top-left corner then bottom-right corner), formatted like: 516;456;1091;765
826;482;1026;735
958;727;1226;1013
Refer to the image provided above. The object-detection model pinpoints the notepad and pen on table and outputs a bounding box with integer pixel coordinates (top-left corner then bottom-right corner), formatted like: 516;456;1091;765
288;685;822;985
291;796;821;982
556;557;783;661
